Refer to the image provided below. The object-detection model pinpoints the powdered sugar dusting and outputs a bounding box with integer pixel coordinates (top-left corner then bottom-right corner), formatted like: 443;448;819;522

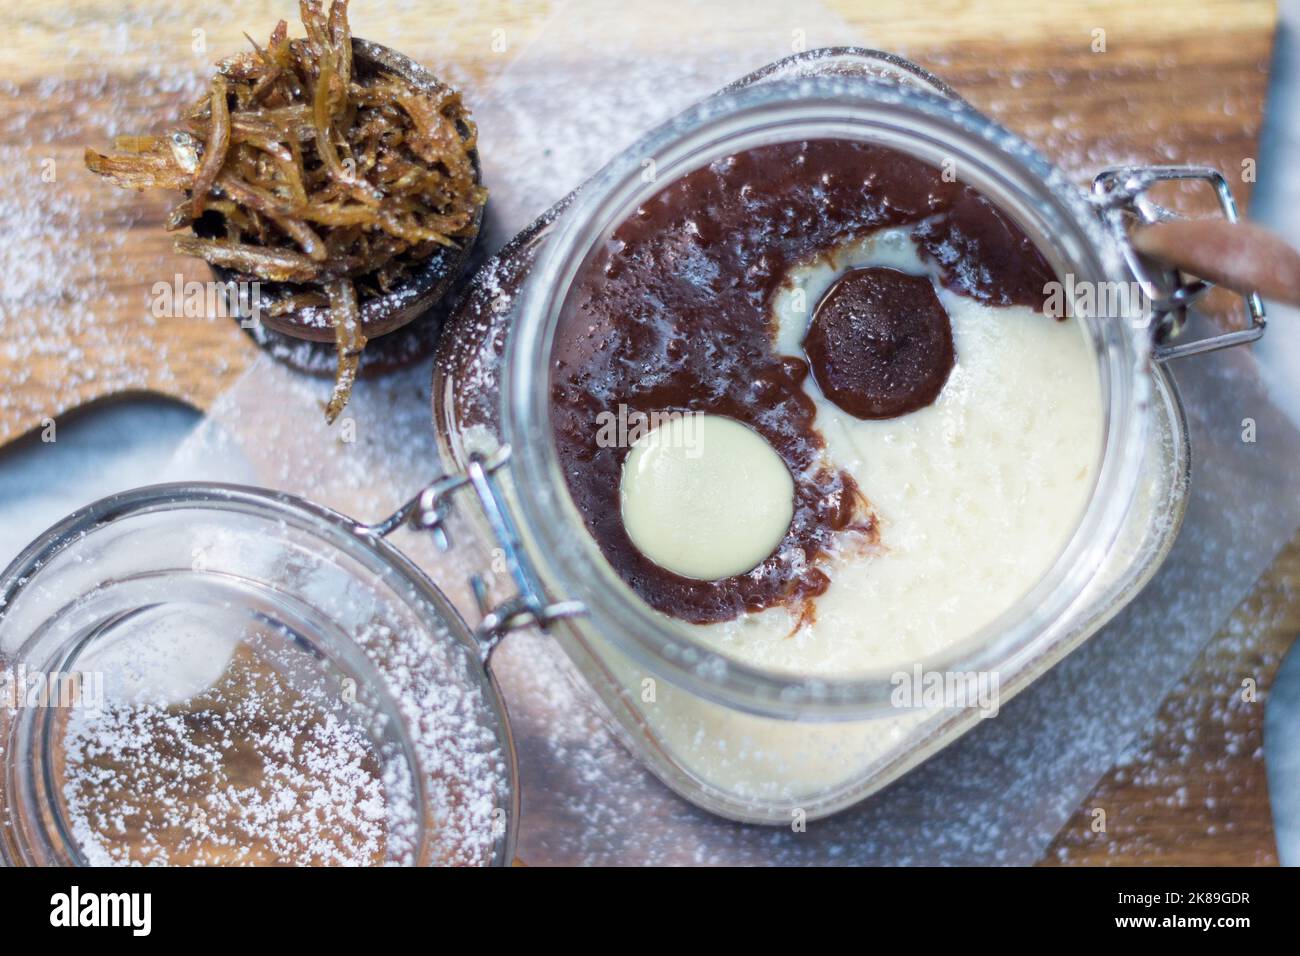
0;58;216;440
161;356;510;866
62;648;393;867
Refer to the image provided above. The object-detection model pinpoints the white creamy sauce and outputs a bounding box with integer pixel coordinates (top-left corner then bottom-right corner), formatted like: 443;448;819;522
688;229;1105;676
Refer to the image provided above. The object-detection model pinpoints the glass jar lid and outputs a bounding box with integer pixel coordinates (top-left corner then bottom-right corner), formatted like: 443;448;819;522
0;483;516;867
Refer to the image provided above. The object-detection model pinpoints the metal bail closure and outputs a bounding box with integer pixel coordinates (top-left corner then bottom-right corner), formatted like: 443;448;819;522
1091;165;1266;362
363;445;586;658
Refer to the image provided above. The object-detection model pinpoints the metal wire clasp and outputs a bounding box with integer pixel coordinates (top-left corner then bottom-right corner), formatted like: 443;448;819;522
363;444;586;656
1091;165;1266;362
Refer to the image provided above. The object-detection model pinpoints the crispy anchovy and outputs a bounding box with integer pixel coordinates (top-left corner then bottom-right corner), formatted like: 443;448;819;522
223;107;316;142
324;277;366;422
328;0;352;88
86;0;486;423
296;201;384;227
190;74;230;218
313;60;383;202
379;211;457;246
216;172;327;260
84;146;190;191
173;236;322;282
112;134;164;153
238;134;294;165
299;0;330;57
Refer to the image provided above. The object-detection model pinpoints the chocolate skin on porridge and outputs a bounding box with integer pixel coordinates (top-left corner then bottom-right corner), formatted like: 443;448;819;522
549;139;1055;624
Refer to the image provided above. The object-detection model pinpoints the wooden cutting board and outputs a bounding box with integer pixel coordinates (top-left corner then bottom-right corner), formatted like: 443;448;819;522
0;0;1289;865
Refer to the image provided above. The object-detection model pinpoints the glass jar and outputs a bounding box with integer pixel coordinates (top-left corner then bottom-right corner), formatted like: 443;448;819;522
0;485;516;866
429;49;1258;822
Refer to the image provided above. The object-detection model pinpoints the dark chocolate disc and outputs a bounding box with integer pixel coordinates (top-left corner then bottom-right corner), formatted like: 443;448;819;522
803;267;955;419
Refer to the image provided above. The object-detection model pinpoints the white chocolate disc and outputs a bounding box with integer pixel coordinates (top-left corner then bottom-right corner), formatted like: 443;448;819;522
619;414;794;580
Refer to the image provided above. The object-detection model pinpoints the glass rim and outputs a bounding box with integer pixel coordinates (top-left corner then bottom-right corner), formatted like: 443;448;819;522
503;68;1153;719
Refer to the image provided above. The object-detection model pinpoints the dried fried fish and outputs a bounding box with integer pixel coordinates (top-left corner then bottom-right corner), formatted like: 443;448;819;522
86;0;485;420
324;277;366;423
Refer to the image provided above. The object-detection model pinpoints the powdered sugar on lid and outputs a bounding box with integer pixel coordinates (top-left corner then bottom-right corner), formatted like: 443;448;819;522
61;657;397;867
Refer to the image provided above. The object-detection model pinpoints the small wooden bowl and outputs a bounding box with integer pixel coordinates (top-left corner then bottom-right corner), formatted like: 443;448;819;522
198;37;485;378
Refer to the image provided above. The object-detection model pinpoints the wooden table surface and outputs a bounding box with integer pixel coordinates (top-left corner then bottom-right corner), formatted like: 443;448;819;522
0;0;1294;864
